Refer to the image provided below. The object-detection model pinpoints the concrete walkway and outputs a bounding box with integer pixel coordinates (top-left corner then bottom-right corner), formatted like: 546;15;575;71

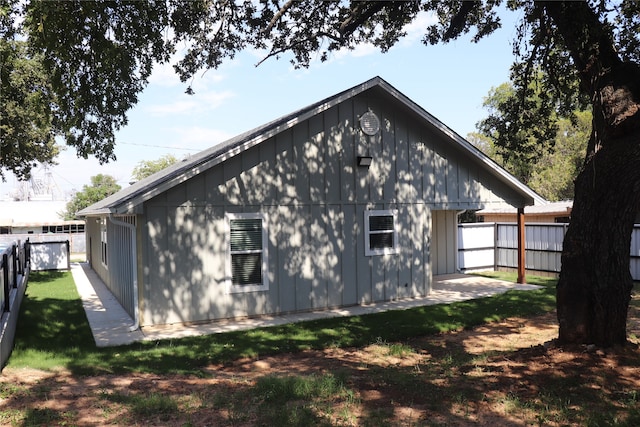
71;263;541;348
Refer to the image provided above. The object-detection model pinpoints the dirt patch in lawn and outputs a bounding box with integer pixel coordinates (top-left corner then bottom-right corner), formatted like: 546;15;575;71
2;309;640;426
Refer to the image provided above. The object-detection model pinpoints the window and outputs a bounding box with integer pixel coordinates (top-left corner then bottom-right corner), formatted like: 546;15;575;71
41;223;86;234
364;210;399;256
100;218;108;267
226;213;269;293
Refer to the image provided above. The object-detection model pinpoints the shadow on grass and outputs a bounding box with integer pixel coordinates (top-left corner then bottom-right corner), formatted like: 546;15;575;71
14;297;94;352
10;315;640;427
9;272;640;426
26;270;67;283
10;271;557;376
11;272;97;370
335;339;640;426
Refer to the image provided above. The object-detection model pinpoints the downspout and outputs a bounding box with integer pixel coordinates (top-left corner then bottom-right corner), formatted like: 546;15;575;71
108;215;139;332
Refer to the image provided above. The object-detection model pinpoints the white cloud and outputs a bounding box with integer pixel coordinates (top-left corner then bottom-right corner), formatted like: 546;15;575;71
47;149;135;194
200;90;235;107
172;126;235;147
335;43;378;60
402;11;438;45
147;99;198;115
148;62;183;87
148;51;228;90
185;69;228;93
146;90;235;116
316;11;436;64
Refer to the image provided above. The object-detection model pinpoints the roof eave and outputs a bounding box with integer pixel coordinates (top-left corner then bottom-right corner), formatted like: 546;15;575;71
376;80;545;207
82;76;542;214
109;78;385;212
77;207;113;218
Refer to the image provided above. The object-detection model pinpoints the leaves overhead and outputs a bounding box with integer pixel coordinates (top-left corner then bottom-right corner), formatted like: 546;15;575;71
0;40;58;180
3;0;639;182
170;0;501;80
23;1;172;163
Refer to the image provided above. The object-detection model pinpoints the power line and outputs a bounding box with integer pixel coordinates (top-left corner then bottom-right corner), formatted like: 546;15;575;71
119;141;203;151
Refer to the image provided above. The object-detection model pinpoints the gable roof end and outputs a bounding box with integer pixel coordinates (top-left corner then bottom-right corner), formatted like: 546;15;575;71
78;76;543;217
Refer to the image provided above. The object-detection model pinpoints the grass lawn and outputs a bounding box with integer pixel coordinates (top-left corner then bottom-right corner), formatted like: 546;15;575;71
3;271;640;426
9;270;557;375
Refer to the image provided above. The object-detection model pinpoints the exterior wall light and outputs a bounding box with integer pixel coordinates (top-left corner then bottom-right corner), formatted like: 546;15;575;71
357;156;373;167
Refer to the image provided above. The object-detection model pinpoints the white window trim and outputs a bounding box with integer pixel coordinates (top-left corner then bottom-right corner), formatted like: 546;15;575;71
100;218;108;269
225;212;269;293
364;209;399;256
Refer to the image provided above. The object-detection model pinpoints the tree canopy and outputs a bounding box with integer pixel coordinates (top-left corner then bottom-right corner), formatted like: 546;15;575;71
1;0;172;179
131;154;179;182
0;40;58;180
3;1;637;173
527;111;591;201
472;80;591;201
62;174;121;220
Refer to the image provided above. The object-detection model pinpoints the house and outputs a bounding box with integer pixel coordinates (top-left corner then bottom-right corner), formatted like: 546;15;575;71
78;77;543;328
477;200;572;223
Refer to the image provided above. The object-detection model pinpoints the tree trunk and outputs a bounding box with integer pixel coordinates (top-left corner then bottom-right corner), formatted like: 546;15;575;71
557;119;640;346
544;2;640;347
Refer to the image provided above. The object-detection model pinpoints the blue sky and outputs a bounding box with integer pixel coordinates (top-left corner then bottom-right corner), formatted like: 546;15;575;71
1;8;522;200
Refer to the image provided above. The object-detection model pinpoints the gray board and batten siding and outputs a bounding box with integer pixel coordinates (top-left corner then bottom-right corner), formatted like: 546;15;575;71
79;77;540;328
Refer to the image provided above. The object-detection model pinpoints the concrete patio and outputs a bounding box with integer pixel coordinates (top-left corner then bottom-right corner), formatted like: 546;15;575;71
71;263;541;347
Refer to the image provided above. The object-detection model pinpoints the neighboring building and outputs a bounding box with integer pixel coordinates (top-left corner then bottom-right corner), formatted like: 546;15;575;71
0;201;85;235
78;77;543;328
477;200;572;223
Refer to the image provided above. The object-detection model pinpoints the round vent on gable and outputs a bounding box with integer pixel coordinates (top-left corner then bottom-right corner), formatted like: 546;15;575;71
359;111;380;136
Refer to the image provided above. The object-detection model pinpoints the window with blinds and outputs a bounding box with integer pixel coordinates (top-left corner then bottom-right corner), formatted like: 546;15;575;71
364;210;399;256
226;213;269;292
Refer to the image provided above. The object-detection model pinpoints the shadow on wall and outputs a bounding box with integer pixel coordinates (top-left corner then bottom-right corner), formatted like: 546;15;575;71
28;241;70;271
141;91;525;326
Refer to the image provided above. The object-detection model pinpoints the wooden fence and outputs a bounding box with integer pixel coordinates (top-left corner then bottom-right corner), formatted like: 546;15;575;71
458;223;640;281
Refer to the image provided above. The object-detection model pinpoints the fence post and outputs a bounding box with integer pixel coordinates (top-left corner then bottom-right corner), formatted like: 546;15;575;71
493;222;499;271
16;241;23;275
11;244;17;288
65;240;71;270
25;239;30;268
517;208;526;284
2;254;9;313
